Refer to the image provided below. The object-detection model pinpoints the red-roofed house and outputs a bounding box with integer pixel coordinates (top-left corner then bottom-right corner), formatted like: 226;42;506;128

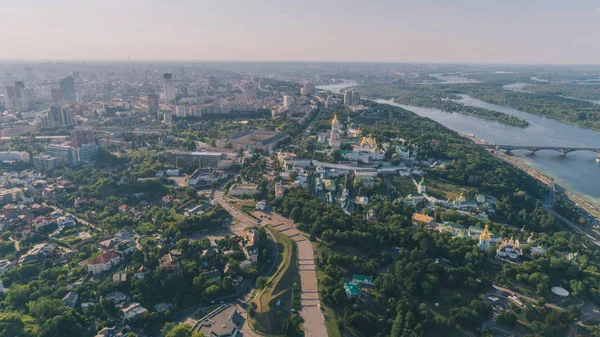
118;205;128;213
87;250;121;274
32;217;52;230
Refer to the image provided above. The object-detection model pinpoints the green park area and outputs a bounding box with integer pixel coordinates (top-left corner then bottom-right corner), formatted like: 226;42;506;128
249;226;301;336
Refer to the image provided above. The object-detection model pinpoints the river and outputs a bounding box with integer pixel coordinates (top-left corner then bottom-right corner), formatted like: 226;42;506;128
317;82;600;209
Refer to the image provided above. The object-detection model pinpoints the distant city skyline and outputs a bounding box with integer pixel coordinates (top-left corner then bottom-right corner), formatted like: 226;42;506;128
1;0;599;64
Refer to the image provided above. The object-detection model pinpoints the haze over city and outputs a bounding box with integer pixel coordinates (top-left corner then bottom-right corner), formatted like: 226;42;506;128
1;0;600;64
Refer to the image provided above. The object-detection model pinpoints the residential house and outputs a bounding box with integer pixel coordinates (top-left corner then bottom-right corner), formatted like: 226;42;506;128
62;291;79;307
365;209;378;223
159;253;183;277
243;244;258;264
87;250;121;274
104;291;127;304
32;216;52;230
122;302;148;320
95;327;116;337
202;270;221;281
154;302;172;313
19;243;57;264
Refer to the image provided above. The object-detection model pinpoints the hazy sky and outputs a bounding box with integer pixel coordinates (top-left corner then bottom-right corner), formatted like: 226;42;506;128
1;0;599;64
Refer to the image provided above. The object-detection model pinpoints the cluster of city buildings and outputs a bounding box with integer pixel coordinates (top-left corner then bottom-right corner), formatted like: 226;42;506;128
32;129;98;170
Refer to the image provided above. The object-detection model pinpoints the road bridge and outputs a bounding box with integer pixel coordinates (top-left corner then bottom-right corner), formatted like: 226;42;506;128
481;144;600;158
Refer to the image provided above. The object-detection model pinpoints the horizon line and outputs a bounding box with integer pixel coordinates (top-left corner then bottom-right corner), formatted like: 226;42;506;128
1;58;600;67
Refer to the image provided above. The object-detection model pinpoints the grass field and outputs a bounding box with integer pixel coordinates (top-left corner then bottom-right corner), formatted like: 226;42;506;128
425;176;468;200
250;226;299;335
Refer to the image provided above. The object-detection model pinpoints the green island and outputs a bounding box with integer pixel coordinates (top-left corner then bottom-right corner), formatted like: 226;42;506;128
460;84;600;131
354;83;530;127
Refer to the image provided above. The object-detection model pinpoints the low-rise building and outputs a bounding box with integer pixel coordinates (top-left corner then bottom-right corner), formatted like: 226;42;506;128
229;183;258;197
202;270;221;281
0;188;22;206
244;244;258;264
187;169;225;186
411;213;434;226
32;155;58;170
87;250;121;274
0;151;30;163
197;306;244;337
122;302;148;320
62;291;79;307
344;282;360;298
104;291;127;304
19;243;57;264
32;216;52;230
0;259;15;274
352;274;373;285
159;253;183;277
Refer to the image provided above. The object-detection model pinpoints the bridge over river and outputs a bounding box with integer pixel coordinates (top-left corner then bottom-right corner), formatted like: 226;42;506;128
482;144;600;158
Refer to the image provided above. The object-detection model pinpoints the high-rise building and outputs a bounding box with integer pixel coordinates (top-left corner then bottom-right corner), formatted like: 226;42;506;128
206;76;218;88
175;105;188;118
70;129;94;147
43;105;74;126
22;88;34;109
300;82;315;95
329;114;341;149
32;155;57;170
140;94;159;116
163;112;173;123
59;76;76;102
51;88;62;103
344;89;361;106
163;73;175;101
14;81;25;99
44;144;78;166
4;86;15;108
283;95;294;108
77;143;99;164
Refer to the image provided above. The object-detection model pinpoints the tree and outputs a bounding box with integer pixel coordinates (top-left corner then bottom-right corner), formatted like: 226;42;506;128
38;310;86;337
27;298;66;320
162;323;204;337
0;313;27;337
496;311;518;327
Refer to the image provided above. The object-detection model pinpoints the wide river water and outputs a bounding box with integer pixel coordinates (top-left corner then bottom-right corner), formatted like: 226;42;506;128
317;82;600;208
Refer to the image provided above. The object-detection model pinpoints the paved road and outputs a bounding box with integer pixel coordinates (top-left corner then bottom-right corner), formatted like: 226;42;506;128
254;211;328;337
213;190;328;337
214;190;257;236
44;203;102;232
